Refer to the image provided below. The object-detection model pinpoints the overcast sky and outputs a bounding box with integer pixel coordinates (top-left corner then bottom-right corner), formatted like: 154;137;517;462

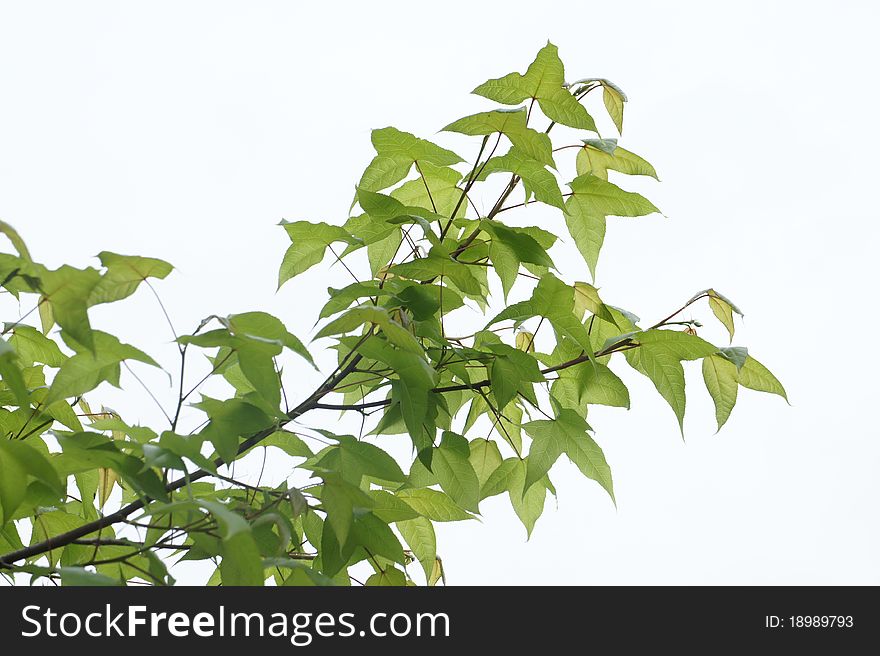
1;1;877;584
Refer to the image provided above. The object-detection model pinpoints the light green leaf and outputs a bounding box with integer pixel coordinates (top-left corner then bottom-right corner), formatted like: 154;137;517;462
603;84;626;133
60;567;123;586
0;439;64;525
44;332;159;407
523;409;613;503
396;516;436;582
705;289;744;342
315;434;406;485
576;142;658;181
443;107;554;168
565;174;661;278
39;265;102;351
623;329;717;434
480;220;553;268
90;252;173;305
505;460;549;538
278;221;360;287
8;325;66;367
0;220;32;260
371;127;463;166
316;305;423;354
480;458;520;499
738;356;787;401
635;329;718;360
392;162;465;218
473;42;597;131
220;531;265;586
476;148;565;210
389;252;485;299
468;438;503;489
702;354;739;430
320;282;390;319
351;513;406;565
358;127;462;195
432;432;480;513
227;310;316;368
0;339;29;406
365;567;407;586
196;398;273;464
396;488;474;522
578;362;630;408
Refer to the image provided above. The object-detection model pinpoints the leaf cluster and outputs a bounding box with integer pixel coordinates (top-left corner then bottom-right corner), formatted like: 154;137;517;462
0;45;785;586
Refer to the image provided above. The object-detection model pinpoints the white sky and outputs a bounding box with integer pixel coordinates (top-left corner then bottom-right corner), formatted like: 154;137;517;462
1;1;877;584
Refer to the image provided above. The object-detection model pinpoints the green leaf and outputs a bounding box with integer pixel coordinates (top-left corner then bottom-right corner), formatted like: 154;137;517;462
392;162;465;218
506;460;549;538
370;490;420;523
443;107;555;168
489;356;521;411
319;477;372;545
704;289;744;342
390;379;432;458
196;398;272;463
576;142;658;181
578;362;630;408
371;127;463;166
0;339;29;406
624;330;717;433
358;127;462;194
39;265;102;351
738;356;787;401
227;311;316;368
488;344;543;410
38;298;53;334
320;281;390;319
8;325;66;367
90;252;173;305
396;488;474;522
702;354;739;430
481;458;520;499
488;238;519;300
315;434;406;485
473;42;597;131
396;516;436;582
0;220;33;260
432;432;480;513
220;531;265;586
259;430;313;458
717;346;749;371
572;281;619;325
565;174;661;278
278;221;360;287
523;409;614;504
489;273;595;359
60;567;123;586
316;305;423;354
44;332;159;407
635;329;718;360
603;84;626;133
0;439;63;525
476;148;565;210
563;198;605;280
468;438;503;489
366;567;407;586
480;220;553;268
351;512;406;565
389;251;485;299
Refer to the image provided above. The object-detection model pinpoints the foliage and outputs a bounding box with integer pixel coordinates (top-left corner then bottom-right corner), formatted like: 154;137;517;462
0;43;785;586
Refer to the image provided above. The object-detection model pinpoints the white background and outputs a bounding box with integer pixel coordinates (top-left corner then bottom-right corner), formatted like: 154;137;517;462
1;1;877;584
